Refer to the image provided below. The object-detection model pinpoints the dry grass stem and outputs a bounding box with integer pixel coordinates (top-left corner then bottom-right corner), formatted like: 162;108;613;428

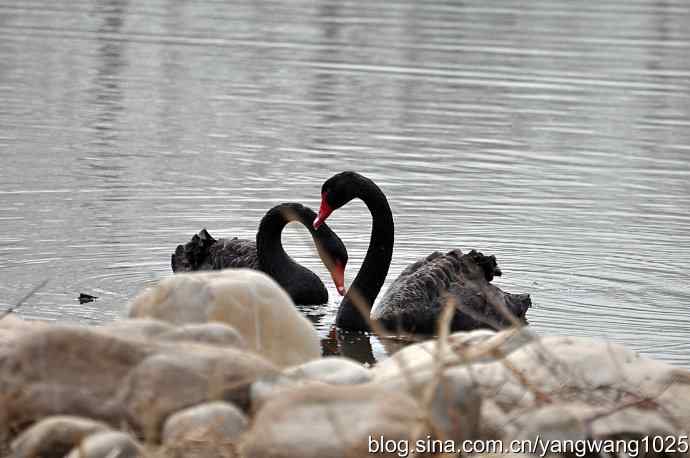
0;278;49;320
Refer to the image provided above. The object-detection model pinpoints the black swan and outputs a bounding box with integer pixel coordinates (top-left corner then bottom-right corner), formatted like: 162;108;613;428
312;171;531;333
172;202;348;305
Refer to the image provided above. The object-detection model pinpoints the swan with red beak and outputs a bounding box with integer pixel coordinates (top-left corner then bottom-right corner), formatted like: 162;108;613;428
312;171;531;334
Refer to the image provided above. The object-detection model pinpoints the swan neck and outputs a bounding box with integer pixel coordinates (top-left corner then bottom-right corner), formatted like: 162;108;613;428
256;206;309;277
338;181;394;331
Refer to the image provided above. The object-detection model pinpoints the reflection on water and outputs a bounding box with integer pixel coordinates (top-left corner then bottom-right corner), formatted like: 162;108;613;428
1;0;689;365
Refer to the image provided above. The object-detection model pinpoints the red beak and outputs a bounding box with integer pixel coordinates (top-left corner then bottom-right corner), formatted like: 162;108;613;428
331;260;346;296
313;192;333;229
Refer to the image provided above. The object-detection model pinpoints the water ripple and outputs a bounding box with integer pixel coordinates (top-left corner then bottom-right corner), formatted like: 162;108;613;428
1;0;689;365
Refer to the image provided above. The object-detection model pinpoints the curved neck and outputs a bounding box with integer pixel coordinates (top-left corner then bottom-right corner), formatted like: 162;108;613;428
337;181;394;331
256;204;313;279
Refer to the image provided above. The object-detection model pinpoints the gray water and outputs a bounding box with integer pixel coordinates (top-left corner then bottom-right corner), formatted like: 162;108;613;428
1;0;689;365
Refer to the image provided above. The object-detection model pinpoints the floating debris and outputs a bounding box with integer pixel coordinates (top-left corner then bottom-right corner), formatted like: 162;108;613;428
78;293;98;304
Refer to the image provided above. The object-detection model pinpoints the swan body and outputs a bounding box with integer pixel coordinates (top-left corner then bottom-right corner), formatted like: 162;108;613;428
171;203;347;305
314;171;531;333
172;230;259;271
129;268;322;367
372;249;531;333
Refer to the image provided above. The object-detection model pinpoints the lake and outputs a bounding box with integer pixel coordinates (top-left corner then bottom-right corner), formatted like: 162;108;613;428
1;0;689;365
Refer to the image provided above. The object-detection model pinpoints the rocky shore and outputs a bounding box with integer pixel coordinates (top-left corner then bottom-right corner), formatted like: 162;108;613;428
1;269;688;457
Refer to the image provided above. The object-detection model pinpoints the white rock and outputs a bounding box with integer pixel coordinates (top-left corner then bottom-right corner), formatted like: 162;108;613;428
101;318;175;340
239;384;422;458
115;346;275;440
371;327;530;382
372;328;690;434
251;357;372;405
163;401;247;442
157;322;246;348
0;315;47;353
162;401;247;457
284;357;372;384
0;326;154;435
505;402;682;455
0;323;276;444
65;431;142;458
128;269;321;367
11;415;110;458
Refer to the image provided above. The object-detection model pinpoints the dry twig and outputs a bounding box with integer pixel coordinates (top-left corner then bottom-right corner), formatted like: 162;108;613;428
0;279;49;320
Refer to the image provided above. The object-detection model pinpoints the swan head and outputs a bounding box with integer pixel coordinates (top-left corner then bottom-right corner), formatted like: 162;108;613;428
313;171;365;229
313;192;334;230
313;223;349;296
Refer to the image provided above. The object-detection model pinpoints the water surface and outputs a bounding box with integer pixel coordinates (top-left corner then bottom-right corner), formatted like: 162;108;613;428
1;0;689;364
